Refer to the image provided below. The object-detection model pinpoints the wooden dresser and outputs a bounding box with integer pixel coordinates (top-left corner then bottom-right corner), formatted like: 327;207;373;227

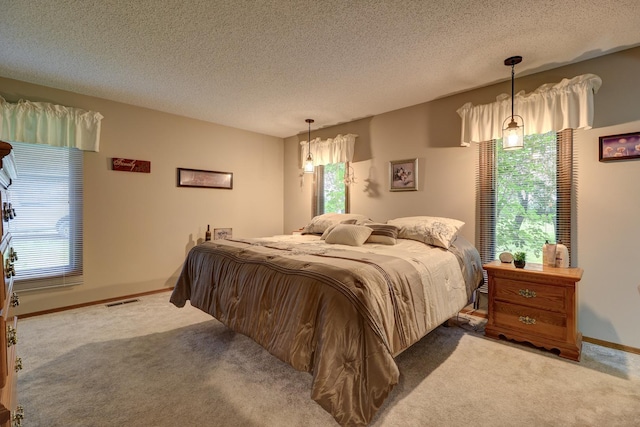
484;260;583;361
0;141;22;427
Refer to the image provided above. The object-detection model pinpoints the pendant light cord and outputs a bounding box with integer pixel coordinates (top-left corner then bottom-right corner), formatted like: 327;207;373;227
306;118;314;157
511;63;515;121
504;56;522;123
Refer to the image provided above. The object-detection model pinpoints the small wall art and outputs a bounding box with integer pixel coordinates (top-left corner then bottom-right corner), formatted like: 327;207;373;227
599;132;640;162
112;158;151;173
389;158;418;191
177;168;233;189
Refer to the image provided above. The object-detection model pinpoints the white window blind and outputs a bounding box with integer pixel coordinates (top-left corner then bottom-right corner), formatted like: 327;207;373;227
8;141;83;290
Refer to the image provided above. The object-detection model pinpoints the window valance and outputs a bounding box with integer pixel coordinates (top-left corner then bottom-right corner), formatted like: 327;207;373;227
457;74;602;146
300;133;357;167
0;96;103;152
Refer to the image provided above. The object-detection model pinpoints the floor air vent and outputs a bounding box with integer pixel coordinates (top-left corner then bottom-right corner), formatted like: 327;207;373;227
105;299;140;307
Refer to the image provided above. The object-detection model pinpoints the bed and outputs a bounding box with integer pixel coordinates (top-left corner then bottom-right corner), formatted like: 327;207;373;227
170;214;483;426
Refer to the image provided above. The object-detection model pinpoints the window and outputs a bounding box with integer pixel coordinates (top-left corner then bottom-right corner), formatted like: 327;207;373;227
313;163;350;215
477;129;574;264
8;141;83;290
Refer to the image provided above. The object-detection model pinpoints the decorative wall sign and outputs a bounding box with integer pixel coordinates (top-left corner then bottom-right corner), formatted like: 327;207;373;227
599;132;640;162
389;158;418;191
214;228;232;240
112;158;151;173
177;168;233;189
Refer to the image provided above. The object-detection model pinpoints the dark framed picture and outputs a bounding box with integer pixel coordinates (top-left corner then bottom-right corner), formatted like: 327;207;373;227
599;132;640;162
177;168;233;189
389;158;418;191
214;228;232;240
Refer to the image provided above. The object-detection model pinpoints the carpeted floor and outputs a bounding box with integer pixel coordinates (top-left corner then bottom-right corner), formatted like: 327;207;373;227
17;292;640;426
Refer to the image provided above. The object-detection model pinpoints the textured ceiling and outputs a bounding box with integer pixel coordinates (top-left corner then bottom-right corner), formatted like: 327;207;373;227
1;0;640;138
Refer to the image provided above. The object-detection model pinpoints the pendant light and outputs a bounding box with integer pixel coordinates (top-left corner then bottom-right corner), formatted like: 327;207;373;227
502;56;524;150
303;119;315;173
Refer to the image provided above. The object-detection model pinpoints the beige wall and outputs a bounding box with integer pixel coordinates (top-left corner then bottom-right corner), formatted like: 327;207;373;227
4;46;639;349
1;77;284;315
284;47;640;349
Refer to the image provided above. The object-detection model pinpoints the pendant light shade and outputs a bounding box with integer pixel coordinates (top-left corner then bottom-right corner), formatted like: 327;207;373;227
303;119;315;173
502;56;524;150
503;115;524;150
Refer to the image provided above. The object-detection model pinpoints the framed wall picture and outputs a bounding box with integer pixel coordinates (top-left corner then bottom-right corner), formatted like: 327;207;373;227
389;158;418;191
177;168;233;189
599;132;640;162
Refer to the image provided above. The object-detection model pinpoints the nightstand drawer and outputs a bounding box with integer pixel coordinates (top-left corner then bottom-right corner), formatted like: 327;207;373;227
493;301;567;341
493;277;565;312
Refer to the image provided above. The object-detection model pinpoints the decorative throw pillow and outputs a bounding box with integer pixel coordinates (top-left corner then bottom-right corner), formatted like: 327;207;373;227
320;219;358;239
386;216;464;249
324;224;373;246
365;223;399;245
301;213;371;235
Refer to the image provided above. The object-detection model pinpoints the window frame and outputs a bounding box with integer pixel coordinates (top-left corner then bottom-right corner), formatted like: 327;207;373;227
9;141;84;292
476;129;575;265
312;162;350;216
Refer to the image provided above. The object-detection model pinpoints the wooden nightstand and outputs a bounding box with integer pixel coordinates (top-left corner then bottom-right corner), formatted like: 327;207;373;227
484;260;583;361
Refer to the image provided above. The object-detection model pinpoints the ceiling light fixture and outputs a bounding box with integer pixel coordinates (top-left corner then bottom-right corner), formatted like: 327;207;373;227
303;119;315;173
502;56;524;150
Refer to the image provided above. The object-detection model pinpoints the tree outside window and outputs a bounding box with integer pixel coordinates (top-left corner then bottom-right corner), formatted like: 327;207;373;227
495;131;558;263
315;163;348;215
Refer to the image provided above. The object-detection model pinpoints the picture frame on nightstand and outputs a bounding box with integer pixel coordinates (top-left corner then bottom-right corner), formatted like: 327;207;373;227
213;228;232;240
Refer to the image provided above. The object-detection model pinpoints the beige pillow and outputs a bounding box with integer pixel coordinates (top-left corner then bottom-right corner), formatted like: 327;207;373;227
325;224;373;246
386;216;464;249
301;213;371;235
320;219;358;239
365;223;399;245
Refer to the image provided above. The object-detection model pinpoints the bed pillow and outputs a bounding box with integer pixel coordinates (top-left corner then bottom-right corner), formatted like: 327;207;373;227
324;224;373;246
365;223;399;245
320;219;358;239
301;213;371;235
386;216;464;249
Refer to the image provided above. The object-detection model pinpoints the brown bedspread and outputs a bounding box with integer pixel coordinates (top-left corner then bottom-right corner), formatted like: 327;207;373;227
170;236;482;426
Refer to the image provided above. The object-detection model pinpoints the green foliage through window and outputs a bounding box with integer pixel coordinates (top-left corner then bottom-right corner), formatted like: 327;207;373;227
316;163;347;215
496;132;556;262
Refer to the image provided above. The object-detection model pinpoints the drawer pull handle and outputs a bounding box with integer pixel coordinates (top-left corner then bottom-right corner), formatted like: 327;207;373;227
2;202;12;222
518;289;536;298
12;405;24;426
15;356;22;372
7;325;17;346
518;316;536;325
4;259;12;279
10;292;19;307
10;247;18;262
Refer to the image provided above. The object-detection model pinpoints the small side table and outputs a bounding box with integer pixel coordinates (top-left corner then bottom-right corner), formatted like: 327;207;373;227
484;260;583;361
